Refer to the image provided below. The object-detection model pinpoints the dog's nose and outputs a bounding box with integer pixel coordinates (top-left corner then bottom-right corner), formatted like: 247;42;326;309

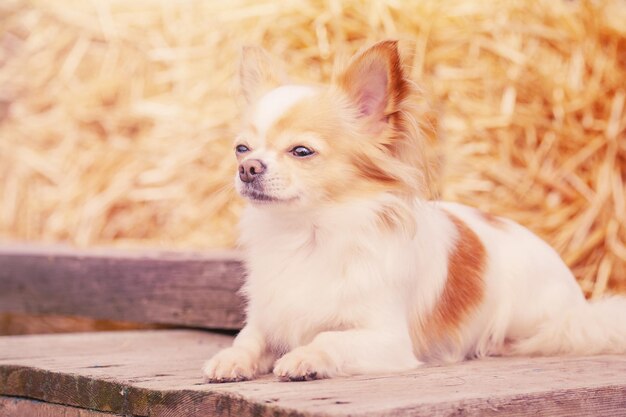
239;159;266;183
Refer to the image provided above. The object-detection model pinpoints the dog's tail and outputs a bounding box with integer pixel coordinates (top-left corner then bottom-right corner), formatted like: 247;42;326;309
512;296;626;355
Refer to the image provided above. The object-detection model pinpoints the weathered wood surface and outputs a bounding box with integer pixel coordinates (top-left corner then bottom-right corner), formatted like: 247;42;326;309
0;396;122;417
0;245;245;329
1;330;625;417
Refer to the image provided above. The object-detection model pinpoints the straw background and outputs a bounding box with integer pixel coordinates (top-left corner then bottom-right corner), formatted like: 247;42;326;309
1;0;625;304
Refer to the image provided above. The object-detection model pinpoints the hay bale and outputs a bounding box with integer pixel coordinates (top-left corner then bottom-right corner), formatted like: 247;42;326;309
0;0;624;296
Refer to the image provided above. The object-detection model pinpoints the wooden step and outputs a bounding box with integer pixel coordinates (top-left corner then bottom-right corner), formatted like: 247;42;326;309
0;245;245;329
1;330;625;416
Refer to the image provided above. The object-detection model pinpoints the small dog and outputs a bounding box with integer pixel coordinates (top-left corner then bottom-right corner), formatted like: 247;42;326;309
203;40;626;382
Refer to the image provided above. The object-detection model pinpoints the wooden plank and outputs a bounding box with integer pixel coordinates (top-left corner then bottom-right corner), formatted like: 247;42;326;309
0;245;245;329
0;396;123;417
1;330;625;417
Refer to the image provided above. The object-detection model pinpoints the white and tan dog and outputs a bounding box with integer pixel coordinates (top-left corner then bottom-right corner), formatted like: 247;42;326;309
203;41;626;382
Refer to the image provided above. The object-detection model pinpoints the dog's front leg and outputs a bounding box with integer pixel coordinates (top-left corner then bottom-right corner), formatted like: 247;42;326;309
203;323;274;382
273;328;420;381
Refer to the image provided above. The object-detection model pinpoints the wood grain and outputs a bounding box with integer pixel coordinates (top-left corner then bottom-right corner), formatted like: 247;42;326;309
0;245;245;330
1;330;625;417
0;396;122;417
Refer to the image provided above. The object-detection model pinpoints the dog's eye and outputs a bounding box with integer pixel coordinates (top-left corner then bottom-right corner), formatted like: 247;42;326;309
235;144;250;154
291;146;315;158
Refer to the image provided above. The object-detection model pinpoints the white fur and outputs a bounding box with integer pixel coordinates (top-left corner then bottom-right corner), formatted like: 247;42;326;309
203;193;626;381
252;85;316;139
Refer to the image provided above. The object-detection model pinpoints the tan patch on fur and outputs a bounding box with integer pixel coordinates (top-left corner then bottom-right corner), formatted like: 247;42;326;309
262;91;414;203
336;41;435;198
267;93;344;140
476;209;507;229
410;213;486;360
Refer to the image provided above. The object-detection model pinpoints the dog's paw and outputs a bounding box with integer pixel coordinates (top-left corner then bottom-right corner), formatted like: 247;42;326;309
273;346;337;382
202;347;257;383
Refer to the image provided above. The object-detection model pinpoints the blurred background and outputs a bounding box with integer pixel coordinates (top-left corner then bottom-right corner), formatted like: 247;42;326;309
1;0;625;333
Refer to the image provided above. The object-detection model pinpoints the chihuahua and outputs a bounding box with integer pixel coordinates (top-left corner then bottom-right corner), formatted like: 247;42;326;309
203;40;626;382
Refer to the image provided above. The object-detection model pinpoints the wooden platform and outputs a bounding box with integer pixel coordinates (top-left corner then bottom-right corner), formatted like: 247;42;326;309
1;330;625;417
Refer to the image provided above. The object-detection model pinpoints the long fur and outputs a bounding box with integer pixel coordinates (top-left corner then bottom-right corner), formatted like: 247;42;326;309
203;41;626;383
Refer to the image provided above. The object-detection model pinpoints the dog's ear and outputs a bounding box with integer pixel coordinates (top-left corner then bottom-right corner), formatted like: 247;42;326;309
338;40;409;122
239;46;286;105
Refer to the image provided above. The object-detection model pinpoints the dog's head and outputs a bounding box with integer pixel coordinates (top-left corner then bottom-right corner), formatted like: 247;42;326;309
234;41;429;209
